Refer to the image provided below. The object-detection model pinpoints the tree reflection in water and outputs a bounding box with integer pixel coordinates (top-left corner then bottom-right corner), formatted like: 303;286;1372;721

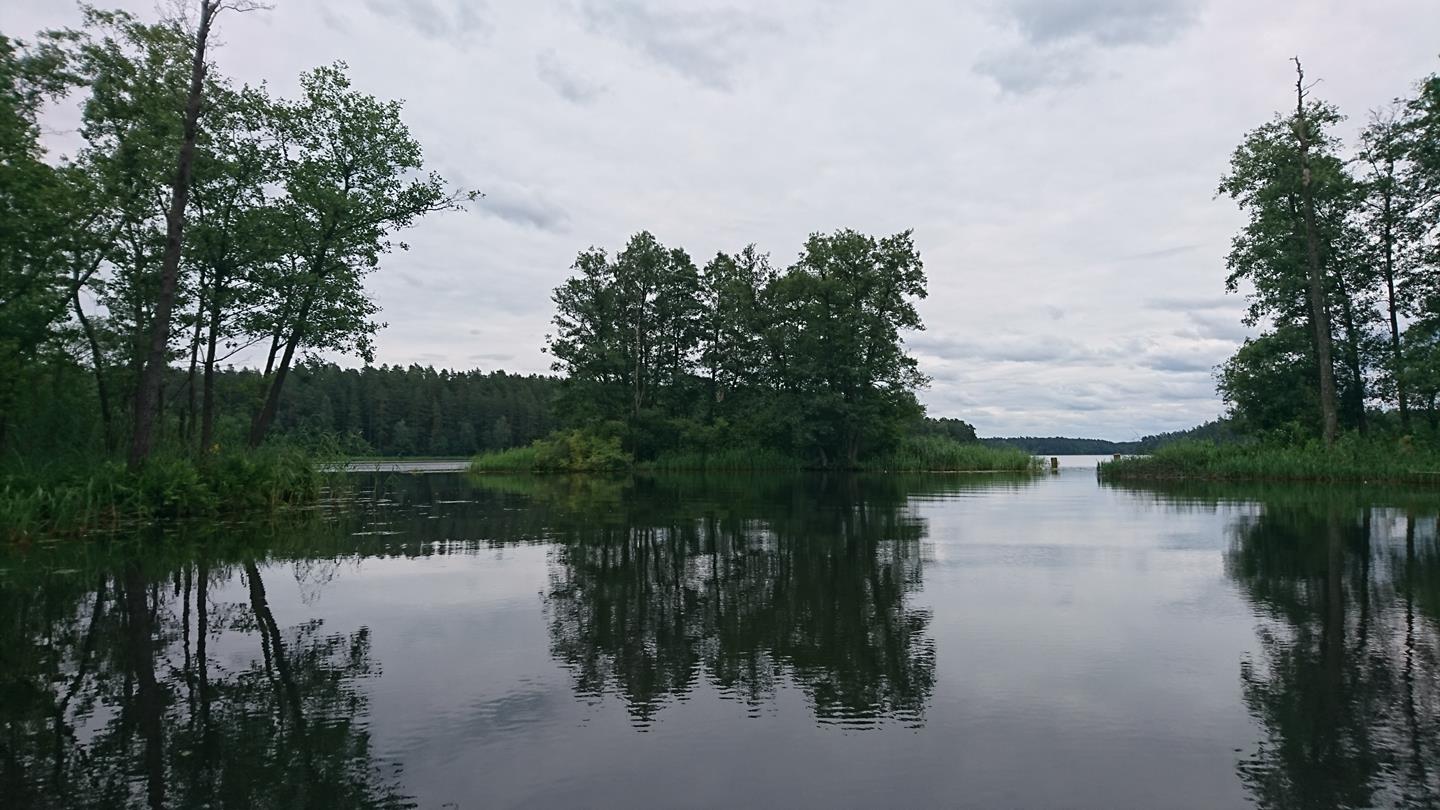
528;474;945;729
0;523;413;810
1119;482;1440;809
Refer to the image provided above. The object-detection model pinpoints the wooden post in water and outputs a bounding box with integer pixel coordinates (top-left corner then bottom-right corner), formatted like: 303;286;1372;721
1050;457;1059;472
1113;453;1121;461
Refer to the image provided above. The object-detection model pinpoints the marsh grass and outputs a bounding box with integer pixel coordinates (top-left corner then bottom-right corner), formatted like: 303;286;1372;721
0;447;325;542
1099;437;1440;483
866;435;1041;473
471;432;1041;474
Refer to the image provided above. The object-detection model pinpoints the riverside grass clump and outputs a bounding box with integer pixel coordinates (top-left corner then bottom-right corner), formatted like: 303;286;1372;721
866;435;1040;473
471;431;1041;474
0;447;324;541
1098;436;1440;484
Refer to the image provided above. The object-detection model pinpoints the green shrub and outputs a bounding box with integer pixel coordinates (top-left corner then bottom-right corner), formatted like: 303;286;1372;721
470;430;632;473
1099;435;1440;483
0;449;324;541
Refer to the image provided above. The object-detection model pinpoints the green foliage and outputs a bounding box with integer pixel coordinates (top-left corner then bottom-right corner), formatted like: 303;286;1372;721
0;448;323;541
1212;64;1440;438
644;446;805;472
546;228;930;466
473;432;1036;473
1099;435;1440;483
470;430;631;473
866;435;1039;473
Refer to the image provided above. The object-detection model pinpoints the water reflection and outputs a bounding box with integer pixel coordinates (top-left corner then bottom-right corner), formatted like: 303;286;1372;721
1;473;1010;806
519;475;947;728
1111;481;1440;809
10;473;1440;807
0;524;413;810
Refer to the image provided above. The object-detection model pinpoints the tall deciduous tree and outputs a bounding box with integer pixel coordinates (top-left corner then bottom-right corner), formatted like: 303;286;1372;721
1219;64;1358;441
1292;59;1341;446
0;33;73;443
130;0;232;468
547;229;929;466
245;63;468;447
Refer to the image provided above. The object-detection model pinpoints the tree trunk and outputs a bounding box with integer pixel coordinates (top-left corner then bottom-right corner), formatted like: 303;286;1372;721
1294;58;1340;447
182;267;206;443
1380;162;1411;430
248;287;316;448
1336;276;1367;434
124;562;166;810
199;276;223;454
72;288;115;452
128;0;218;469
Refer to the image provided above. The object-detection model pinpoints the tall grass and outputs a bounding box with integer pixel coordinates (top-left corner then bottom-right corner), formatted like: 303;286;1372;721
1099;437;1440;483
864;435;1041;472
0;447;324;542
471;432;1041;474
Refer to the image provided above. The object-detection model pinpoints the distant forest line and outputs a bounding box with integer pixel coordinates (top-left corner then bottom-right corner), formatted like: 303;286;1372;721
13;358;1227;460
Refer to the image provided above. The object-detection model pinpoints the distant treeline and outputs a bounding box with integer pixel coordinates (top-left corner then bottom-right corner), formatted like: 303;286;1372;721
984;421;1235;455
211;364;561;457
6;359;561;462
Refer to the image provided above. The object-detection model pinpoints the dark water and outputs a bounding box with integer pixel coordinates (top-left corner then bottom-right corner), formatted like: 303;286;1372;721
4;465;1440;809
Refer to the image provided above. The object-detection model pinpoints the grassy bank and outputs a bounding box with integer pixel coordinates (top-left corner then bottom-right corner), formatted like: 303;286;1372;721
470;431;1042;474
1098;438;1440;484
0;447;324;542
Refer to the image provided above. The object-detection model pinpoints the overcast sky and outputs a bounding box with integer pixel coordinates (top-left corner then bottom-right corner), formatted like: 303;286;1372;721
12;0;1440;439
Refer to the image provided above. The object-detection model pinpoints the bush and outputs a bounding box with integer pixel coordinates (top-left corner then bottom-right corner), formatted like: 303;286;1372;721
470;430;632;473
0;449;324;541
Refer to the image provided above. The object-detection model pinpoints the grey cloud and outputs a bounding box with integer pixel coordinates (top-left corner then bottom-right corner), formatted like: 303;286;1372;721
1141;352;1215;373
468;352;514;363
362;0;489;41
537;51;607;104
1002;0;1201;47
977;0;1201;92
478;183;571;232
1145;294;1236;312
974;45;1093;94
1117;243;1201;261
911;332;1128;365
1180;311;1251;342
582;1;781;90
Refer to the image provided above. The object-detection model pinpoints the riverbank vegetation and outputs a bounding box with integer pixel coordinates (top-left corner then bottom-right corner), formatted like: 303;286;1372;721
0;446;323;541
1107;59;1440;481
467;228;1039;474
471;432;1039;473
1100;436;1440;484
2;5;466;533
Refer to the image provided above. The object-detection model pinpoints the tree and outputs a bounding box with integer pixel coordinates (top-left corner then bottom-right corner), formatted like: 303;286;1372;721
769;229;929;465
188;84;284;452
1293;59;1341;446
0;33;73;444
1358;107;1425;429
130;0;244;468
545;229;931;466
1218;326;1321;437
699;245;773;420
246;63;469;447
1219;65;1357;442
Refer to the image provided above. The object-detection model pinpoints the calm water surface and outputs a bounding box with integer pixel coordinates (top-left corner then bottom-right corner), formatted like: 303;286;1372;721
4;464;1439;808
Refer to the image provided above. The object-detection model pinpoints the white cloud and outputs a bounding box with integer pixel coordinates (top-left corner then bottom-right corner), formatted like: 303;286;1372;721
11;0;1440;439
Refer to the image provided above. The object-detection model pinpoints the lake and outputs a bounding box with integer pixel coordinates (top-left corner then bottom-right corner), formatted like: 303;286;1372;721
4;463;1439;808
